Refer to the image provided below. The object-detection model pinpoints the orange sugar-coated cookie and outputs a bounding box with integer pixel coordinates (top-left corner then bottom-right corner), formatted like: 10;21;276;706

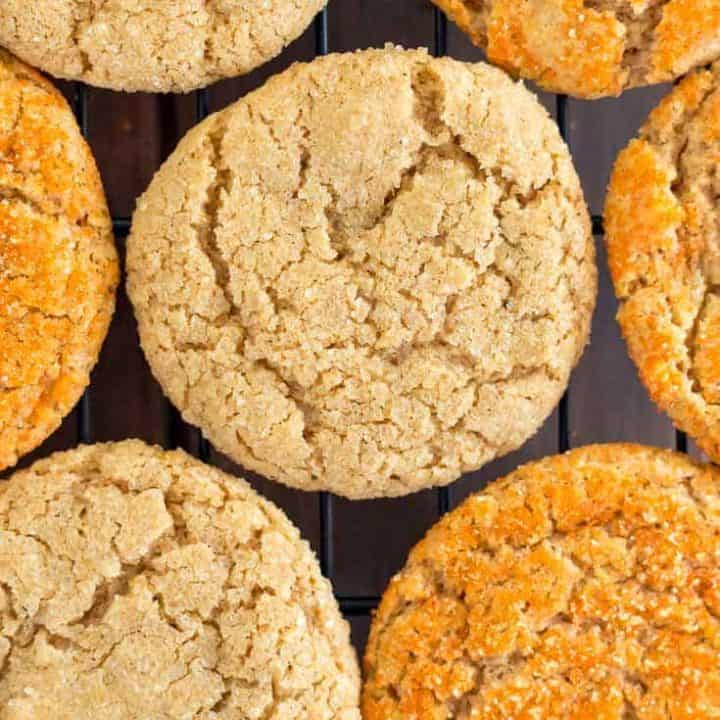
432;0;720;99
606;61;720;462
364;444;720;719
0;50;118;471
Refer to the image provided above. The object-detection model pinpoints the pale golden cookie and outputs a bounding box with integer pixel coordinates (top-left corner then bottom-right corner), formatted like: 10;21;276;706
0;0;326;93
364;444;720;719
0;440;360;719
606;61;720;463
0;50;118;472
127;47;596;499
433;0;720;99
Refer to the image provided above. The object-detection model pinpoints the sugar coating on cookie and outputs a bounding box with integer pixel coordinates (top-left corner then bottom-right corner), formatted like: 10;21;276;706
0;440;360;719
363;444;720;719
0;0;326;93
0;50;117;472
127;48;596;499
606;61;720;463
432;0;720;98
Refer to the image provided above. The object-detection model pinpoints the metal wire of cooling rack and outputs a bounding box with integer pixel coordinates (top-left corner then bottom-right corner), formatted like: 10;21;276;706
72;5;688;621
73;85;93;447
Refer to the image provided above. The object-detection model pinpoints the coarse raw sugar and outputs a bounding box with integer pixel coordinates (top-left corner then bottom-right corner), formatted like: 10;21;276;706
0;49;118;472
363;443;720;719
606;60;720;464
431;0;720;99
0;0;326;93
0;440;361;719
127;47;596;499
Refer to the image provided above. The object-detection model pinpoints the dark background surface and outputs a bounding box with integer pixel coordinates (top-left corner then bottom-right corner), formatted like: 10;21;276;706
11;0;700;655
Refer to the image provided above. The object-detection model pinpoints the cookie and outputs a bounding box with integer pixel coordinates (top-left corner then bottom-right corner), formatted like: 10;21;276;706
0;50;118;472
363;444;720;719
0;440;360;719
433;0;720;98
0;0;326;93
126;47;596;499
606;62;720;462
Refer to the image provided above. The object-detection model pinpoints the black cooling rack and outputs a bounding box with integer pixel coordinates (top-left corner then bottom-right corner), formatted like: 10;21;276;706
70;5;686;623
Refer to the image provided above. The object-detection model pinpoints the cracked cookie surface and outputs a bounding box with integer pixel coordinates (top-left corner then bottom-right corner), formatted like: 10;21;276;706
127;47;596;499
0;0;326;93
0;440;360;719
0;50;117;472
433;0;720;98
606;61;720;463
363;444;720;719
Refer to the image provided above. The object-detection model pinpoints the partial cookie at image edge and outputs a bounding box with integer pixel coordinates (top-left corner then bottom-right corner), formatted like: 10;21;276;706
431;0;720;99
606;60;720;462
0;440;361;719
0;49;118;472
363;443;720;719
0;0;326;92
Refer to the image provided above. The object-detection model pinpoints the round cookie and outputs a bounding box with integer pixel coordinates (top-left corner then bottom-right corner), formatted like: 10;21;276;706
127;47;596;499
0;440;361;719
606;62;720;462
432;0;720;99
363;444;720;719
0;50;117;472
0;0;326;93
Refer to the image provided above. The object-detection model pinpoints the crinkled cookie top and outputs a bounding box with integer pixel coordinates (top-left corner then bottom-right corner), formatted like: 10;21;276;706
0;0;326;92
606;61;720;463
432;0;720;98
364;444;720;719
0;440;360;719
0;50;117;472
127;47;595;499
